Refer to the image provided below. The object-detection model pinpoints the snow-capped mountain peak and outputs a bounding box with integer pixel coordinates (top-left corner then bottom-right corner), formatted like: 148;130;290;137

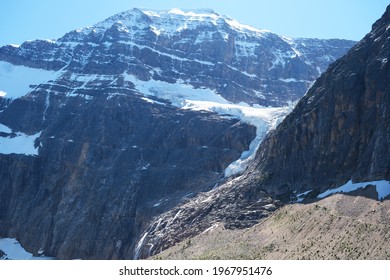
67;7;271;43
0;6;360;260
1;8;355;109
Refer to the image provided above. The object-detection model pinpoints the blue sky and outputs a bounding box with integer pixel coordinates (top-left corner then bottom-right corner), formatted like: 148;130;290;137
0;0;389;46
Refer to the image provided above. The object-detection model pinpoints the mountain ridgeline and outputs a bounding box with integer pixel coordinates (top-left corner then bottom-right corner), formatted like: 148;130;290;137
0;8;357;259
0;8;354;106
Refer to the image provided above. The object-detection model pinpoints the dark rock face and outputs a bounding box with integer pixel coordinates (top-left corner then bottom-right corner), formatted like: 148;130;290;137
0;88;255;259
0;9;355;107
254;5;390;197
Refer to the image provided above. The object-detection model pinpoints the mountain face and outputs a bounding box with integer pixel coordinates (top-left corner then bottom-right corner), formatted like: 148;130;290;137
0;8;354;259
134;6;390;259
0;8;354;106
0;93;255;259
254;5;390;197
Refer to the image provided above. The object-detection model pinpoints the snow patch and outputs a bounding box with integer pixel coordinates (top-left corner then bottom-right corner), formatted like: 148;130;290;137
295;190;313;202
202;223;220;234
141;97;166;106
112;40;214;66
269;49;296;70
125;74;227;107
318;180;390;200
143;10;161;18
167;8;219;19
235;41;259;58
0;61;59;99
279;78;309;83
150;25;161;36
381;58;388;68
0;124;12;134
0;238;53;260
225;18;269;35
0;124;41;156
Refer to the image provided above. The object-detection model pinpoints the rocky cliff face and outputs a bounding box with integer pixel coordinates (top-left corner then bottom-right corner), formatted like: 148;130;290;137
0;87;255;259
134;6;390;259
255;5;390;197
0;8;354;259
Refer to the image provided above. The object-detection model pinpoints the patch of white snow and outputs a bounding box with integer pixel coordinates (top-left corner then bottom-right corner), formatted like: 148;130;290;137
295;190;313;202
0;61;59;99
140;97;166;106
0;124;12;134
0;238;53;260
0;125;41;156
318;180;390;200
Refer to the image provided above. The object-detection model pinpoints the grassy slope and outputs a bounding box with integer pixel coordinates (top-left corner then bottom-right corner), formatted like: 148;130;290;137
153;194;390;260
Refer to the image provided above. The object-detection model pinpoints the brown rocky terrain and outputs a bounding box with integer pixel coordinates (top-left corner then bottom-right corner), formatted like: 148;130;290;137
153;194;390;260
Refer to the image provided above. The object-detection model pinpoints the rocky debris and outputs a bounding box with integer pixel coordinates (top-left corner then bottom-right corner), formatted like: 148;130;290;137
135;170;281;259
152;194;390;260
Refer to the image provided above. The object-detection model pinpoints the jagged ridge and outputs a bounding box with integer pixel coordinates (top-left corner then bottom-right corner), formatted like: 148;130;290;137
0;8;355;106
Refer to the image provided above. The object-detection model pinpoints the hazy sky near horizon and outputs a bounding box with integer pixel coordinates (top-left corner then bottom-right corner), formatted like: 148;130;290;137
0;0;389;46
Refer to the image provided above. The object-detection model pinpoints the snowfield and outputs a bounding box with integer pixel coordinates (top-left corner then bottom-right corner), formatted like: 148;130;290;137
0;61;59;99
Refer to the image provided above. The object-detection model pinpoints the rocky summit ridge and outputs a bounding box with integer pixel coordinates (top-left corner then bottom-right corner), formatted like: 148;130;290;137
0;8;355;106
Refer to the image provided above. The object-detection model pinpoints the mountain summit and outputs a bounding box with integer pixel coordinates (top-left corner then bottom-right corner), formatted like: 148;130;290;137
1;8;355;106
0;8;354;259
